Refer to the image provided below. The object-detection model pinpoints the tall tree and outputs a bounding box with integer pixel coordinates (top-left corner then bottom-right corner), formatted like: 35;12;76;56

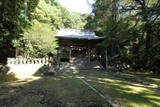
86;0;160;72
0;0;39;63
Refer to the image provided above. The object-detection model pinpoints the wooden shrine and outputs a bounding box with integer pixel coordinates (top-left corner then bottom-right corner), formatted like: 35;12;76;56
56;29;103;62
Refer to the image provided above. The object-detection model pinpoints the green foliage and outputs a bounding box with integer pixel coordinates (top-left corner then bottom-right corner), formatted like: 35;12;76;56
32;0;87;29
18;0;90;57
19;21;58;57
70;12;89;29
0;73;17;84
77;70;160;106
0;0;26;47
87;0;160;72
0;0;89;59
0;0;40;47
85;15;97;30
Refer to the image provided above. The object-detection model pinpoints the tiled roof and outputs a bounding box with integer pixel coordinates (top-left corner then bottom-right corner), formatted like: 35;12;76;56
56;29;103;40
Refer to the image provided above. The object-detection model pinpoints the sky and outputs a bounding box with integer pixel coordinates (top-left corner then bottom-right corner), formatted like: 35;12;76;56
59;0;95;14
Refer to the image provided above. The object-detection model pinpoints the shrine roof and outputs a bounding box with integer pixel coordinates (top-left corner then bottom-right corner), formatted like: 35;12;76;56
56;29;103;40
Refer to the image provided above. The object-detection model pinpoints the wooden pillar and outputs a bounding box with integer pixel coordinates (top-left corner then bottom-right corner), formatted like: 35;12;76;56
88;48;91;63
57;48;60;67
15;47;19;58
69;47;72;62
105;49;108;69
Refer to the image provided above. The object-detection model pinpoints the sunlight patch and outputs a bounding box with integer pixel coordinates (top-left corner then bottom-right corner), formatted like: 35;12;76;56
126;85;148;93
97;78;118;82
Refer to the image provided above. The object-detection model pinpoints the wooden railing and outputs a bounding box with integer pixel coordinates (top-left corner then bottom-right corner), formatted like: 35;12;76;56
7;58;49;65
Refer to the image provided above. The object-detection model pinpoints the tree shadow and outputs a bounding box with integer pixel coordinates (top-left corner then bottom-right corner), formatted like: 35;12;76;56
0;64;17;84
0;64;10;74
33;65;48;76
76;70;160;106
0;72;108;107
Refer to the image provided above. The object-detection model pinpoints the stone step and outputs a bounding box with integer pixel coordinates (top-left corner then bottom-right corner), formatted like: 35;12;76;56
60;61;102;71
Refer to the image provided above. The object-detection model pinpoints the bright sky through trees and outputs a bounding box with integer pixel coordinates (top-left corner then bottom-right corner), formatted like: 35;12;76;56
59;0;95;13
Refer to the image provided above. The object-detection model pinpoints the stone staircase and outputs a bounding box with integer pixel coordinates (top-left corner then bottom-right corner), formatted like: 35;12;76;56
59;58;103;72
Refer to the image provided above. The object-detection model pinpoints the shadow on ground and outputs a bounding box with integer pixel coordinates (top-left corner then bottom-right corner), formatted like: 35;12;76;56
75;70;160;107
1;69;160;107
0;71;109;107
0;64;17;84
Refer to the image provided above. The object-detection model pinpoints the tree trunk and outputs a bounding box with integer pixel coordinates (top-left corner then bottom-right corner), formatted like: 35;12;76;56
105;49;108;69
145;26;151;66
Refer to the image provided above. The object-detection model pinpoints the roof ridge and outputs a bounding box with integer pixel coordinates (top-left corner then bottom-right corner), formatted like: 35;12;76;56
56;28;103;40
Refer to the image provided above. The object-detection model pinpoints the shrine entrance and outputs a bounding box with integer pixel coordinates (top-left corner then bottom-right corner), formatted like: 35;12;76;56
56;29;103;62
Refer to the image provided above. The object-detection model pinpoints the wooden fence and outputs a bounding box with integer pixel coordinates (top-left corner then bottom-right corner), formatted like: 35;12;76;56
7;58;49;65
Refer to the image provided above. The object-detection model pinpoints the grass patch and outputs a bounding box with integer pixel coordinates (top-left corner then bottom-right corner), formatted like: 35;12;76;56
0;73;17;84
108;71;160;85
75;70;160;107
39;77;107;106
1;69;159;107
0;72;109;107
22;98;40;107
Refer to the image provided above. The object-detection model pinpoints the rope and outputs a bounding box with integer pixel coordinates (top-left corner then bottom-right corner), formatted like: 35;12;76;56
78;77;118;107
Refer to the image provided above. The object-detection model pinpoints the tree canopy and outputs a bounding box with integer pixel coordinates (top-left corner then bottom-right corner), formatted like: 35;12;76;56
1;0;159;72
86;0;160;72
0;0;89;58
0;0;39;48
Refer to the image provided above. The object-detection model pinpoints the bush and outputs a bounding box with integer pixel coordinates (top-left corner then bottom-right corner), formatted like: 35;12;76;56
0;73;17;83
0;64;10;74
